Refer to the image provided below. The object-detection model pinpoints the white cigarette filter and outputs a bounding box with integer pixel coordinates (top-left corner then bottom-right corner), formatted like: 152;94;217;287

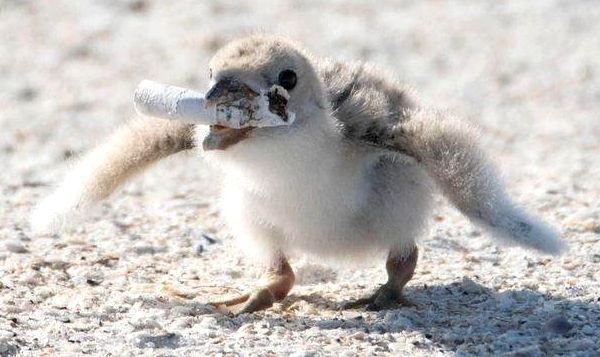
133;80;295;129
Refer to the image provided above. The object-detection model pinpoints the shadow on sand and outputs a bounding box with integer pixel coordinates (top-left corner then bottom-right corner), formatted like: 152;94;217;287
200;279;599;355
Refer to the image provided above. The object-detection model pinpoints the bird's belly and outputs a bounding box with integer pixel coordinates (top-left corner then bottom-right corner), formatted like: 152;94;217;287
267;186;366;244
221;164;376;256
212;132;432;259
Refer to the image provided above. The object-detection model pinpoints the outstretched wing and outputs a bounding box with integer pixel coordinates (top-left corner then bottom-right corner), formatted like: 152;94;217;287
31;119;195;233
318;60;564;255
319;60;417;148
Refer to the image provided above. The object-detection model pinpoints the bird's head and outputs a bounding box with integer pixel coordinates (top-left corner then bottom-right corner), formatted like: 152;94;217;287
202;35;325;151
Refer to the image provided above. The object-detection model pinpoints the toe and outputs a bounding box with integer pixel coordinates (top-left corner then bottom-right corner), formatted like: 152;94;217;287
367;291;414;311
229;288;275;315
345;284;413;311
340;297;374;310
340;286;384;310
208;293;250;307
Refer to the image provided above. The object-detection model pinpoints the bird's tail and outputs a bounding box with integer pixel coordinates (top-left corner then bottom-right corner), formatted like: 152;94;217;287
31;118;195;233
389;109;564;254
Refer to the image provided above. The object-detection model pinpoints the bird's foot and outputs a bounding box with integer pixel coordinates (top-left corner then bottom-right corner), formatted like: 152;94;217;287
209;288;276;315
341;247;418;311
208;256;295;315
341;282;414;311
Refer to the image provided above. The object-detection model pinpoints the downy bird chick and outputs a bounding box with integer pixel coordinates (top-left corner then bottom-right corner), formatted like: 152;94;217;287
32;35;564;314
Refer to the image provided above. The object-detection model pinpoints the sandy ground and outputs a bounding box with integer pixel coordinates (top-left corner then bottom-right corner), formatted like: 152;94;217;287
1;0;599;355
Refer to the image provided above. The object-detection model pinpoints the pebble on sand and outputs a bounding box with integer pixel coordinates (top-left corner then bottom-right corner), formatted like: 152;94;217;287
5;240;29;253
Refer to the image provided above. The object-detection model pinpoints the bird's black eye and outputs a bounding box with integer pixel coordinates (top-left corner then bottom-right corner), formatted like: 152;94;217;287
277;69;297;91
209;68;213;79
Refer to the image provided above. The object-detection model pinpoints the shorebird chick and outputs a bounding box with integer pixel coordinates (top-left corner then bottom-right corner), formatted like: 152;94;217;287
32;35;564;314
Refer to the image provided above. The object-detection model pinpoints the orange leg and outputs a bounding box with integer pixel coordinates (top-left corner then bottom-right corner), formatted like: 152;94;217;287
343;247;417;310
209;256;295;315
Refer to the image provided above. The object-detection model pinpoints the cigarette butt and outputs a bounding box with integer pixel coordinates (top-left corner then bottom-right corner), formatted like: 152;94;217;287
133;80;295;129
134;80;214;125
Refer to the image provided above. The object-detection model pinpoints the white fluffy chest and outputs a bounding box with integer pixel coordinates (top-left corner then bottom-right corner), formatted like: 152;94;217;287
253;152;370;227
206;124;380;254
232;145;373;232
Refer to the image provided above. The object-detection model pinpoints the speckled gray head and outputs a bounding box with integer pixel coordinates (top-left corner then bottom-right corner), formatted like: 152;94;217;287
204;35;326;150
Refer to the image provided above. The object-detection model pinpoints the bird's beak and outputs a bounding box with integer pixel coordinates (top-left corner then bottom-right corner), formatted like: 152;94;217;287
202;79;258;151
